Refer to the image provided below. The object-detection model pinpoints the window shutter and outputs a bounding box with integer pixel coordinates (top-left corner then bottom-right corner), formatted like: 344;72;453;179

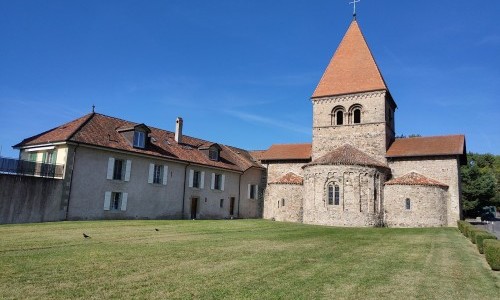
211;173;215;190
121;193;128;211
148;163;154;183
248;184;251;199
221;174;225;191
188;169;194;187
124;160;132;181
200;171;205;189
255;185;259;199
106;158;115;179
162;165;168;185
104;192;111;210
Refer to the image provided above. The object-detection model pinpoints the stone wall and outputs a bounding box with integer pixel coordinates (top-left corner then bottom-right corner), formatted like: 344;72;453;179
265;161;306;183
264;183;303;222
311;91;395;161
388;156;461;226
302;164;387;227
0;174;64;224
384;185;448;227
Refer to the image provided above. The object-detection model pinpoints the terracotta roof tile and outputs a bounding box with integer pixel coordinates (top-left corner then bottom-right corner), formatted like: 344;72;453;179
269;172;303;185
305;144;388;169
15;113;262;173
386;135;466;159
260;143;311;161
385;172;448;188
312;20;388;98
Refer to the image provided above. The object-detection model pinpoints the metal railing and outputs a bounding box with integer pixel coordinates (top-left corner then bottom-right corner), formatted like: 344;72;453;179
0;157;64;179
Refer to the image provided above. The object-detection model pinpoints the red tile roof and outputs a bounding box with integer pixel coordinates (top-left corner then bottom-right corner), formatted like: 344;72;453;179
386;135;466;159
306;144;388;169
385;172;448;188
14;113;262;173
312;20;388;98
269;172;303;185
259;143;311;161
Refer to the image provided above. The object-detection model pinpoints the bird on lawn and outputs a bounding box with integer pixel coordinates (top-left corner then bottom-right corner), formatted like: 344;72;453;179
83;233;91;238
155;228;159;232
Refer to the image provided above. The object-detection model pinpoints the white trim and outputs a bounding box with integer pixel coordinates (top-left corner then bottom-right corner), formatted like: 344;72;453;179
211;173;215;190
106;158;114;180
162;165;168;185
104;192;111;210
148;163;154;184
121;193;128;211
25;146;55;152
221;174;225;191
124;160;131;181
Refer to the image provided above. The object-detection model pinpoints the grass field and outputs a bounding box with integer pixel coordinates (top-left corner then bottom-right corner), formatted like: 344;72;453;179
0;220;499;299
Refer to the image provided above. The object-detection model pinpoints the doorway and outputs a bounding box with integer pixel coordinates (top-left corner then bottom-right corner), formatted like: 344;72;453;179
229;197;235;216
191;197;198;219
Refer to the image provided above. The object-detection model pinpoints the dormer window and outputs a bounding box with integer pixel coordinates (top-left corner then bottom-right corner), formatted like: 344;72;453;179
209;148;219;161
133;131;146;148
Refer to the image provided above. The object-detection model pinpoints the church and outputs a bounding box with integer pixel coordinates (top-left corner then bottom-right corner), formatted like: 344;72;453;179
7;17;465;227
256;18;466;227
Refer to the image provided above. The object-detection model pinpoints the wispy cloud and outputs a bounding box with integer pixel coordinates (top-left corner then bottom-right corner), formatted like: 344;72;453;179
476;35;500;46
223;109;310;135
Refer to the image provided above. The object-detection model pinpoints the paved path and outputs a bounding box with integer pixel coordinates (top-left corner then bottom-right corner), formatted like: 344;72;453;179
467;217;500;239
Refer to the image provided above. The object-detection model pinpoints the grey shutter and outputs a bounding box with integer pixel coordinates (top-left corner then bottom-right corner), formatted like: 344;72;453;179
211;173;215;190
104;192;111;210
188;169;194;187
106;158;114;179
162;165;168;185
124;160;132;181
221;174;225;191
121;193;128;211
248;184;251;199
200;171;205;189
148;163;154;183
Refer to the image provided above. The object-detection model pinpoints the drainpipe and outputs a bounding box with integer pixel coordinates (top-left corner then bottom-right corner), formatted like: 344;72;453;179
65;144;78;220
181;163;190;219
237;173;242;218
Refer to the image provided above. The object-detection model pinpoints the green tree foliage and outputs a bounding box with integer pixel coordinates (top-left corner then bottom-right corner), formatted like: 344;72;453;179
461;153;499;217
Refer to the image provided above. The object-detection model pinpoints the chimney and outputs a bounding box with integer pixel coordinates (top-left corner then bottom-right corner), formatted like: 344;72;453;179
175;117;183;143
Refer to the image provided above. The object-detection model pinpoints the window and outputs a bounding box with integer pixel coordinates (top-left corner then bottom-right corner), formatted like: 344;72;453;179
193;171;201;188
332;106;345;126
148;164;168;185
153;165;163;184
43;150;56;164
211;173;225;191
29;152;37;162
220;199;224;208
104;191;128;211
189;170;204;188
209;148;219;161
248;184;258;199
281;199;285;206
113;159;124;180
327;183;340;205
405;198;411;210
353;108;361;124
107;158;131;181
133;131;146;148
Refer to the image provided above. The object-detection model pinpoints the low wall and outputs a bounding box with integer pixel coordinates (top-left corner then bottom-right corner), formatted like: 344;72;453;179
0;174;64;224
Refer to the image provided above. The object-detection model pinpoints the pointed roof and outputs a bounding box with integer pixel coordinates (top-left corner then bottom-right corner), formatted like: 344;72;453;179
269;172;304;185
305;144;388;169
312;20;388;98
385;172;448;188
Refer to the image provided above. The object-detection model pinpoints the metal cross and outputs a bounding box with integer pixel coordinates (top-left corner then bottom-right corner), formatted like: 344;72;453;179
92;104;95;113
349;0;360;17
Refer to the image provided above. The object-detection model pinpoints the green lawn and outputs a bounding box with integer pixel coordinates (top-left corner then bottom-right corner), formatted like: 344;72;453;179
0;220;498;299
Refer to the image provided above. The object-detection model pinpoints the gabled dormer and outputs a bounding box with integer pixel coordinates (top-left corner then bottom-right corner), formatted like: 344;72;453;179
199;143;222;161
117;123;151;149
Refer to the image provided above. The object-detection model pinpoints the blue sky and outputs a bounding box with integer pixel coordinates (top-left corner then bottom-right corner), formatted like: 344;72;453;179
1;0;499;158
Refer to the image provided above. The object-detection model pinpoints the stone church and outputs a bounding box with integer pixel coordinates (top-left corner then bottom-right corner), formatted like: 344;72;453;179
7;18;465;227
256;19;466;227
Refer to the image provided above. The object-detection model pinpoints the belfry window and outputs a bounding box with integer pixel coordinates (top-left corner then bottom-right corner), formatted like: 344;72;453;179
349;104;363;124
332;106;345;126
353;108;361;124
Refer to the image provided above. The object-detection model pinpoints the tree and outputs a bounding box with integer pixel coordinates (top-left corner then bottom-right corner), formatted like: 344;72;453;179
461;153;499;217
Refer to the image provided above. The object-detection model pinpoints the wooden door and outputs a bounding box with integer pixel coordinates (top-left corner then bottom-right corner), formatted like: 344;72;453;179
191;197;198;219
229;197;235;216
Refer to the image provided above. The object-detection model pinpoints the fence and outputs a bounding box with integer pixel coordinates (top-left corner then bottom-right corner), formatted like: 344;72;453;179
0;157;64;179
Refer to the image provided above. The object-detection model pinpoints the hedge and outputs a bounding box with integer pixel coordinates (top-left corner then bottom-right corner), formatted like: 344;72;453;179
469;227;487;244
476;232;497;254
457;220;469;233
483;239;500;271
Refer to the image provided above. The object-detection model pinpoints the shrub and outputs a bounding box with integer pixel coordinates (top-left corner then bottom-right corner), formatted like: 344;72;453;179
476;232;497;254
468;227;485;244
483;239;500;271
457;220;469;234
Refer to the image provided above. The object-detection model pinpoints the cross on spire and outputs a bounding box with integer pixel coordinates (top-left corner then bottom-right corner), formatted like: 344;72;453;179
349;0;360;18
92;104;95;113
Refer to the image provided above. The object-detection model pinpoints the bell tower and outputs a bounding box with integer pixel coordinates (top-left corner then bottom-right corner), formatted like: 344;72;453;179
311;19;396;162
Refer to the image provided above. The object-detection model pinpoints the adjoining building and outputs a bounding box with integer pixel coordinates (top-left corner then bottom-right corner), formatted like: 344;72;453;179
8;17;466;227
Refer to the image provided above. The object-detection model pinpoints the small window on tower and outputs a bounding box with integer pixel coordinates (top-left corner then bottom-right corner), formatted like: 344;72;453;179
405;198;411;210
331;106;345;126
336;110;344;125
353;108;361;124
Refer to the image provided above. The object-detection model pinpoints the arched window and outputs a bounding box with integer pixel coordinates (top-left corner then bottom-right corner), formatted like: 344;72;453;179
327;183;340;205
405;198;411;210
331;106;345;126
348;104;363;124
